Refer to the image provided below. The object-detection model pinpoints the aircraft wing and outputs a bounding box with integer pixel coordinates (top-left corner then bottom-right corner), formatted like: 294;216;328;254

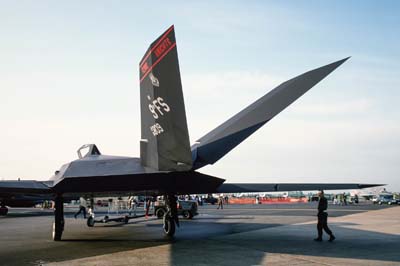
216;183;384;193
0;178;383;196
0;180;52;195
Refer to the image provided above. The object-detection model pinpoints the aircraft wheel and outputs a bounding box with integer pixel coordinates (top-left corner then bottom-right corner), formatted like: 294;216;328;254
103;215;109;223
156;208;165;219
87;216;95;227
0;206;8;216
124;215;129;224
163;215;175;237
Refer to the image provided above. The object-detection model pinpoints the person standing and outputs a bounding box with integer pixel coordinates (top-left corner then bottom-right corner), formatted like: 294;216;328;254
107;198;113;214
128;196;137;216
145;196;152;218
74;197;87;219
217;194;224;210
314;190;335;242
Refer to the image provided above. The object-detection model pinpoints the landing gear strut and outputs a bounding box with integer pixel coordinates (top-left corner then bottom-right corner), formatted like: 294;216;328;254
87;208;95;227
52;194;64;241
163;194;179;237
0;201;8;216
87;196;95;227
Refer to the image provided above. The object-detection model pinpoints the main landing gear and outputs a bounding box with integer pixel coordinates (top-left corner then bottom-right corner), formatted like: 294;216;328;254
0;202;8;216
163;194;179;237
52;194;64;241
86;206;96;227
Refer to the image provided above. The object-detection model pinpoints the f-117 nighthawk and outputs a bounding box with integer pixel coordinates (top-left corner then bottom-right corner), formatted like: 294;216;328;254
0;25;380;240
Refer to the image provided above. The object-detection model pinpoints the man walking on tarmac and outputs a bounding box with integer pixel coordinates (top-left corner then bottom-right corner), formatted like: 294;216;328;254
314;190;335;242
74;197;87;219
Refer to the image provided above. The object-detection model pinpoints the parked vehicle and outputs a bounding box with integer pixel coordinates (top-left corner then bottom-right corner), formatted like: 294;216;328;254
373;194;398;205
154;199;198;219
203;195;218;205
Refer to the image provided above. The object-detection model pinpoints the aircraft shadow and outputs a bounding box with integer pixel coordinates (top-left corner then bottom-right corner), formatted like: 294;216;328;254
169;221;400;265
2;210;399;265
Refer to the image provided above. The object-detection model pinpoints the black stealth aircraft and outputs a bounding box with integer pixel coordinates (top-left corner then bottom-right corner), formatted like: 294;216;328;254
0;26;380;240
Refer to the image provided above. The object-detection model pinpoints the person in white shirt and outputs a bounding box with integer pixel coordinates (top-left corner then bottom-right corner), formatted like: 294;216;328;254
74;197;87;219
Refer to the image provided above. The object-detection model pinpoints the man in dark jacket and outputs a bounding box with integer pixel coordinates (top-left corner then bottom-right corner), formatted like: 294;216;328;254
314;190;335;242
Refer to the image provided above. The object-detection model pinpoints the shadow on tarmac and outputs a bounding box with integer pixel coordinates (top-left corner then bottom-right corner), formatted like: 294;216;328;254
1;205;399;265
169;222;400;265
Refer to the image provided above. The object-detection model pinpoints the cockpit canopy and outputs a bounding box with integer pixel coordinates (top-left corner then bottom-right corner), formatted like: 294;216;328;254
77;144;101;159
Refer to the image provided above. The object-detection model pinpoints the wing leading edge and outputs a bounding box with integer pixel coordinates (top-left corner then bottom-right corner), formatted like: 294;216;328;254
216;183;384;193
0;178;384;198
0;180;52;195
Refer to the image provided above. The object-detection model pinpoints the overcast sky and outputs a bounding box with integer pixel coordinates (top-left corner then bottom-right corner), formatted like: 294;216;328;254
1;1;399;191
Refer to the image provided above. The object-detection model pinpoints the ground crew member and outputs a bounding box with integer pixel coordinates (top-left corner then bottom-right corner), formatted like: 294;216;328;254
128;196;137;217
217;194;224;210
74;197;87;219
314;190;335;242
145;196;152;217
107;198;113;213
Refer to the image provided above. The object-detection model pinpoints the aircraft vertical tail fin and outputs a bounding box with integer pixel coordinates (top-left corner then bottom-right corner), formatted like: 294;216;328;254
139;25;192;171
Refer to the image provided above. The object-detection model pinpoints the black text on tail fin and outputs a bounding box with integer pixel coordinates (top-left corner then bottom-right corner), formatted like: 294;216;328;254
139;25;192;171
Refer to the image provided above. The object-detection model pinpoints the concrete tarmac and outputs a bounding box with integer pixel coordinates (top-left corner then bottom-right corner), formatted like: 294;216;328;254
0;203;399;265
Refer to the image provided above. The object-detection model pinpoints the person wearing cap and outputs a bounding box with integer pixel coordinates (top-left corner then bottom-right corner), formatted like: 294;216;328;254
314;190;335;242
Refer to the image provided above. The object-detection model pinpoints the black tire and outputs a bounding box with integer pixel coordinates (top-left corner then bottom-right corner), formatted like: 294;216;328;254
163;215;175;237
182;211;190;219
102;215;109;223
124;215;129;224
0;207;8;216
87;216;95;227
156;208;166;219
182;210;193;219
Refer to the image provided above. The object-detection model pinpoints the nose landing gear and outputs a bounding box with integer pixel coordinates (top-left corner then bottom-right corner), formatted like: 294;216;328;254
52;194;64;241
163;194;179;237
0;204;8;216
